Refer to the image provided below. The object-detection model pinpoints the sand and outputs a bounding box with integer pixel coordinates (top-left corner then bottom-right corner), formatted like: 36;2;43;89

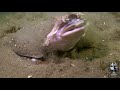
0;12;120;78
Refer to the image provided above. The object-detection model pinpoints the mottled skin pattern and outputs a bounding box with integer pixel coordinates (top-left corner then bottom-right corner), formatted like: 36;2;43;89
5;18;55;59
4;13;88;59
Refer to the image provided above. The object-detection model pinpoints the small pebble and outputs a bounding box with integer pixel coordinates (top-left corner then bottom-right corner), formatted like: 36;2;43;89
104;76;107;78
27;75;32;78
71;64;75;67
85;57;88;60
102;40;105;42
31;58;37;62
110;54;112;56
103;22;106;25
9;41;11;44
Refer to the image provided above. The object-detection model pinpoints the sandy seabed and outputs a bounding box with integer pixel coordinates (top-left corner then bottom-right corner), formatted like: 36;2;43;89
0;12;120;78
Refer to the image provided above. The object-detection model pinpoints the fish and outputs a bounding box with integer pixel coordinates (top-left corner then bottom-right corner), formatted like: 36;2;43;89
3;13;88;59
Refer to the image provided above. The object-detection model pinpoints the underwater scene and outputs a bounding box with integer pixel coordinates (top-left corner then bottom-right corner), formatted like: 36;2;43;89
0;12;120;78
